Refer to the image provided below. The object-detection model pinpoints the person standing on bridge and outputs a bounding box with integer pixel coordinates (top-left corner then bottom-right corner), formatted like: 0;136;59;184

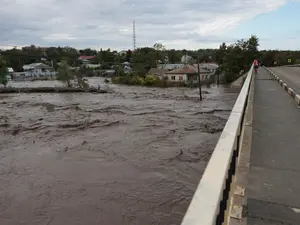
254;59;259;74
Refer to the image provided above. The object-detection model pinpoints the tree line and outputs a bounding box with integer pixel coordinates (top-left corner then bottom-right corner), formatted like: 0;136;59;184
0;44;217;71
215;35;260;83
1;36;300;86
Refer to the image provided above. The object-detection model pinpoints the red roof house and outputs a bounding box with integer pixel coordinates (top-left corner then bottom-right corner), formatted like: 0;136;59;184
78;56;96;60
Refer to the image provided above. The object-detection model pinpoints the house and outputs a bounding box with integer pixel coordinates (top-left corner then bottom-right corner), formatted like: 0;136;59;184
118;62;132;74
195;63;219;73
165;65;213;84
94;69;116;77
12;72;32;81
118;50;127;55
122;61;131;66
22;63;56;77
5;67;14;81
157;63;183;70
158;63;219;72
104;70;116;76
7;67;14;73
124;65;132;74
148;68;169;79
181;55;193;63
78;56;96;64
85;64;101;69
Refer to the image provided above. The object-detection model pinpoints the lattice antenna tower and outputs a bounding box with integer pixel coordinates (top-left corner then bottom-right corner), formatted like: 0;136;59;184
133;20;136;51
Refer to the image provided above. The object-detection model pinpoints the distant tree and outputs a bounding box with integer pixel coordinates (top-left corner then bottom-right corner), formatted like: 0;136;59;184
125;50;132;62
153;43;165;51
218;35;260;83
75;67;89;89
247;35;260;59
131;47;157;73
153;43;166;64
215;43;227;65
0;57;8;87
0;40;300;81
168;49;181;63
243;35;260;70
57;60;73;87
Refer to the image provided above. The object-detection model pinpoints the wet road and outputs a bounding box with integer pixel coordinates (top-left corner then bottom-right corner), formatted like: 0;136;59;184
268;66;300;94
0;78;239;225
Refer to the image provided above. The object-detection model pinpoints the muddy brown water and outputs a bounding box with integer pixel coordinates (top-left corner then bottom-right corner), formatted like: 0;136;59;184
0;78;239;225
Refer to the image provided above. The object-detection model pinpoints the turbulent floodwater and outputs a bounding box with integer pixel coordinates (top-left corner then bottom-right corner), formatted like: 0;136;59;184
0;78;239;225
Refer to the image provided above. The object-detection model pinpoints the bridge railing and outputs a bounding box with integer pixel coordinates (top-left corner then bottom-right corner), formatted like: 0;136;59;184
181;64;254;225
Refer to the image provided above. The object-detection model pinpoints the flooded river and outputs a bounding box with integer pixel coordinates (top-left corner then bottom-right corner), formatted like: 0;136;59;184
0;78;239;225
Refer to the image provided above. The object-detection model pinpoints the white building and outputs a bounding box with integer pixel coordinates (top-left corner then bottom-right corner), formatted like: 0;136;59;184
85;64;101;69
5;67;14;81
22;63;56;77
195;63;219;74
181;55;193;64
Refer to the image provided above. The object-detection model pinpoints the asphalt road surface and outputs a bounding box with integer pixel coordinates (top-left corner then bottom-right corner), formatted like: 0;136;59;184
268;66;300;94
247;69;300;225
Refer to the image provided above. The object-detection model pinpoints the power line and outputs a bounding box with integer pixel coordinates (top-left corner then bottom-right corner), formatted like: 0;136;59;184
133;20;136;51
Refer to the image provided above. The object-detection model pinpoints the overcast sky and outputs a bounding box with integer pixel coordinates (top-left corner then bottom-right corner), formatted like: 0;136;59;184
1;0;299;50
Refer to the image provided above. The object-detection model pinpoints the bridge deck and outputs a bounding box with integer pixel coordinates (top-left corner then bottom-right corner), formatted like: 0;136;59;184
247;68;300;224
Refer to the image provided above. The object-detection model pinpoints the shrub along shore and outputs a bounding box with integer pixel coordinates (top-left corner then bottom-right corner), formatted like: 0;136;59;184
112;75;187;87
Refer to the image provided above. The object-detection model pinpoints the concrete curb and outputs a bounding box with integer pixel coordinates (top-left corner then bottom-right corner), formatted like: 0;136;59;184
264;66;300;105
228;70;255;225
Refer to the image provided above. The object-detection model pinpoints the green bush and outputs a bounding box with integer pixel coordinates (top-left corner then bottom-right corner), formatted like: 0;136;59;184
112;74;186;88
144;75;159;86
132;76;145;85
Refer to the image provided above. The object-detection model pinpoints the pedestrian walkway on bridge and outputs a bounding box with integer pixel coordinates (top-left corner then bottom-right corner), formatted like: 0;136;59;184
247;68;300;225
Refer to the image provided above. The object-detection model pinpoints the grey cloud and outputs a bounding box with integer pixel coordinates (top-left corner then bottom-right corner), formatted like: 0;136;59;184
0;0;292;49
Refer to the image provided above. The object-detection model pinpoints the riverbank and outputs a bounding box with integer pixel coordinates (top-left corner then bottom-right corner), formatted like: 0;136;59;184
0;86;108;93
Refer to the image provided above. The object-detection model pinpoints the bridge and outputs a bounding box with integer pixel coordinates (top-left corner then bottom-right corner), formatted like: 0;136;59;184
181;65;300;225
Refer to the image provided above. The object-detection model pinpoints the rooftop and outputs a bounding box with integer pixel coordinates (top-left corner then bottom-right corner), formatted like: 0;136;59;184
195;63;219;70
79;56;96;60
157;63;182;70
23;63;52;70
148;68;169;75
167;65;210;74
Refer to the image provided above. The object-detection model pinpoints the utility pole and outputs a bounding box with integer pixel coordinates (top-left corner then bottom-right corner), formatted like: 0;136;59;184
197;58;203;101
133;20;136;51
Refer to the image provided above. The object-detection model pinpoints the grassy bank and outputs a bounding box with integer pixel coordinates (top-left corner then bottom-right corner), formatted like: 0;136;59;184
112;75;187;87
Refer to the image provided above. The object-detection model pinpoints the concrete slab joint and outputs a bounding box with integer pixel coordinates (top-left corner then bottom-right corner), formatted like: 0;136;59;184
234;185;245;197
230;204;243;220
